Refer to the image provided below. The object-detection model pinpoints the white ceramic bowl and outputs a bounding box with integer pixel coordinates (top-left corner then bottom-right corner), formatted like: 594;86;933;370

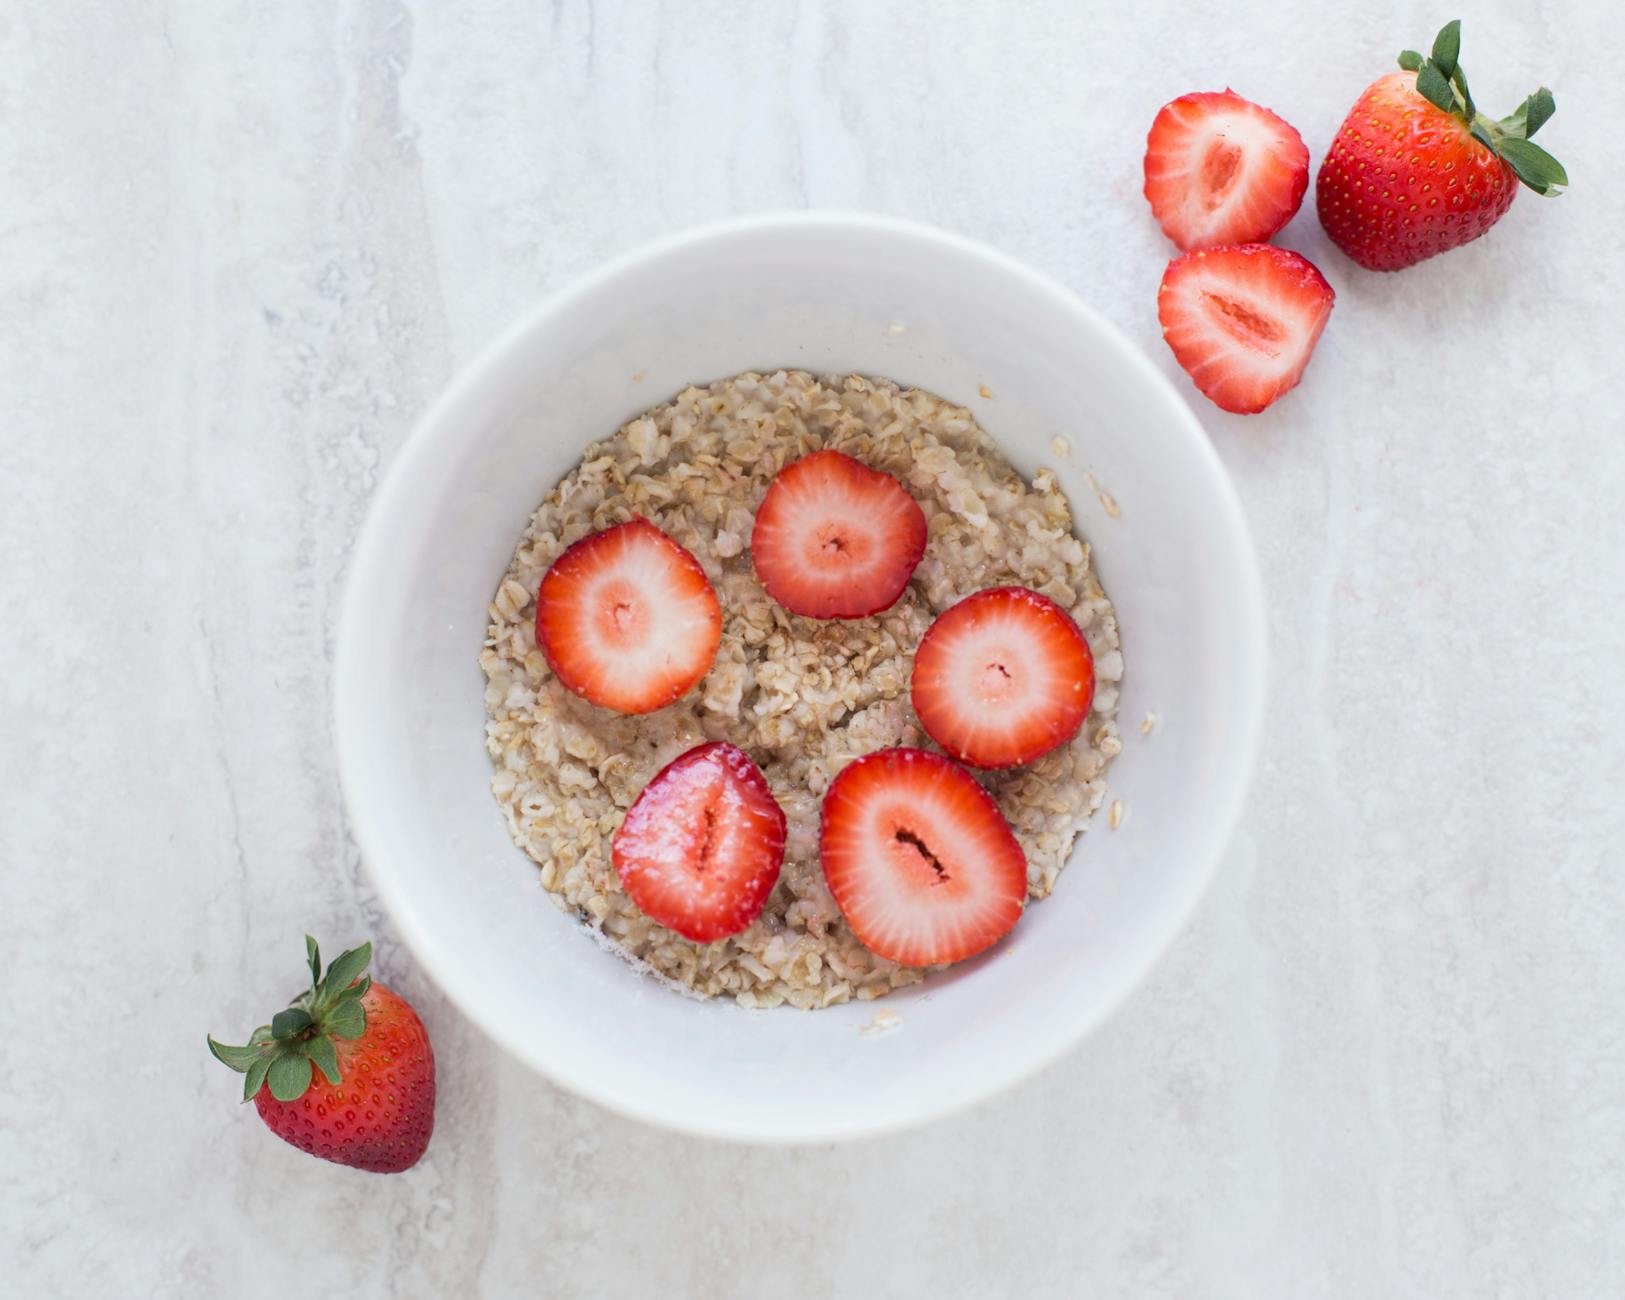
335;213;1265;1143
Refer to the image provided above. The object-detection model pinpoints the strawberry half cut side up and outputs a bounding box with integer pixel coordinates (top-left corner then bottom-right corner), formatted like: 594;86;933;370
535;517;722;714
1143;90;1310;250
208;937;436;1174
1158;244;1335;415
1316;20;1569;271
613;741;788;943
750;449;928;619
820;748;1027;967
911;586;1095;769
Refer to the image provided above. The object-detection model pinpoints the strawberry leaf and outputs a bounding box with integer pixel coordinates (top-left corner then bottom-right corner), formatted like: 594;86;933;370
208;935;382;1108
1415;61;1457;115
1497;137;1568;195
1501;88;1556;140
320;943;372;1003
207;1036;265;1071
243;1053;274;1103
1398;49;1424;72
326;997;367;1040
1524;88;1556;139
1431;19;1461;80
306;1035;342;1086
267;1052;313;1103
271;1007;313;1040
1450;63;1475;120
1469;122;1497;156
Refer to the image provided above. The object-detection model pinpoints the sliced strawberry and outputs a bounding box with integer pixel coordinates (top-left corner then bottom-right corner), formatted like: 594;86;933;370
820;748;1026;966
1143;90;1310;250
750;449;927;619
535;517;721;714
1157;244;1335;415
613;742;787;943
910;587;1094;769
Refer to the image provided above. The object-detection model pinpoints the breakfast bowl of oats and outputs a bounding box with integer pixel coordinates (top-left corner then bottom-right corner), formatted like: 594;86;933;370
335;214;1265;1142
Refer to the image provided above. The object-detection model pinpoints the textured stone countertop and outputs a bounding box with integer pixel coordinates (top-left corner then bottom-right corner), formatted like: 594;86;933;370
4;1;1622;1295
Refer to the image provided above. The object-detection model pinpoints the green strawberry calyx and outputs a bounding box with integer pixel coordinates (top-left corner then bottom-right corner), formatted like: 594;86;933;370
1397;20;1569;196
208;936;372;1104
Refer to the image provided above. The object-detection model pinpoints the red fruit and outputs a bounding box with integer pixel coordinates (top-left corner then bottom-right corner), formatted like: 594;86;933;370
1143;90;1310;250
209;938;435;1174
1316;24;1567;271
613;742;787;943
535;517;722;714
911;587;1094;769
750;449;927;619
1157;243;1335;415
820;748;1027;966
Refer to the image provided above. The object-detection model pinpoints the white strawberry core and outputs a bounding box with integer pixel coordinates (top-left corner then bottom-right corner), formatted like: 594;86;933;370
597;580;649;643
804;513;874;570
577;535;714;677
1200;140;1242;206
1201;290;1284;354
948;626;1049;716
976;659;1015;702
865;802;977;906
889;824;951;890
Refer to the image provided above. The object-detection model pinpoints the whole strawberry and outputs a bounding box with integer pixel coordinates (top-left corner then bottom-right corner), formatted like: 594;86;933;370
1316;20;1568;271
208;937;435;1174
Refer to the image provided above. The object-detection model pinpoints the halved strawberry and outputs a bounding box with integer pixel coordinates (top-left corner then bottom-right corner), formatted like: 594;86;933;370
910;587;1094;769
535;517;721;714
1157;243;1335;415
820;748;1027;966
1143;90;1310;250
613;742;787;943
750;449;927;619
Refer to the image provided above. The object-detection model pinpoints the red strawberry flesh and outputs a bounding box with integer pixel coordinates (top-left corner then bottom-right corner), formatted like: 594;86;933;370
1157;243;1335;415
613;741;787;943
820;748;1026;967
535;517;721;714
750;449;927;619
1143;90;1310;251
911;587;1094;769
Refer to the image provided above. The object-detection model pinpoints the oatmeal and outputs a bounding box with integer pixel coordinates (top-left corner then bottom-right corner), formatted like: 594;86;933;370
481;370;1124;1009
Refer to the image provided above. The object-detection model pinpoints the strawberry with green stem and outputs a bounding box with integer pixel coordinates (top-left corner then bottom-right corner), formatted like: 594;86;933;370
208;937;435;1174
1316;19;1569;271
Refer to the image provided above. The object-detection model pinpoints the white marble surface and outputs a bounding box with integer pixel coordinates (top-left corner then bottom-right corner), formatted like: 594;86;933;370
4;1;1623;1295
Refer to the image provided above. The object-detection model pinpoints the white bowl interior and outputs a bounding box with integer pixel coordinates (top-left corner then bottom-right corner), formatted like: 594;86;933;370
336;216;1264;1142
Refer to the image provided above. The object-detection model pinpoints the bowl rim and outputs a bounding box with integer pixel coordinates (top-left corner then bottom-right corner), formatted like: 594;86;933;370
334;210;1267;1143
